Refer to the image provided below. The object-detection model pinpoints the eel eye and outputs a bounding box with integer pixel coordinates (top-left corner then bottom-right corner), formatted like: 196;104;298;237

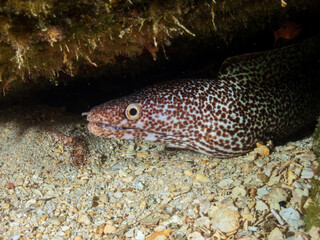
125;103;141;120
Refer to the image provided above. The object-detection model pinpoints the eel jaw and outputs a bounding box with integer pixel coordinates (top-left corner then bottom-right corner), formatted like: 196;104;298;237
87;121;169;140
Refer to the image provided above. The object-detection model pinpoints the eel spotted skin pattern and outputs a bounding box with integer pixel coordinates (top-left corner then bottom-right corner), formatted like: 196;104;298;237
85;35;320;158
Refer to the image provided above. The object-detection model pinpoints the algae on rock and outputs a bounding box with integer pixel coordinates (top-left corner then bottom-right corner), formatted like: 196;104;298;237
0;0;319;95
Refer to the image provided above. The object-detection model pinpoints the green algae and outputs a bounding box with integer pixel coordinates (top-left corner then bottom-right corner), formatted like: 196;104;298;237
304;117;320;229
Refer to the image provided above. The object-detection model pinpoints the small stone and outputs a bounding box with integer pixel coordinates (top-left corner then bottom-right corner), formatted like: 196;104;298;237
195;173;208;183
242;162;255;174
303;198;312;209
248;200;256;209
7;182;15;189
268;227;283;240
50;217;61;226
125;228;135;238
231;186;247;198
146;229;172;240
254;145;270;157
100;194;109;203
136;230;145;240
42;234;49;239
104;224;117;234
269;188;288;203
98;223;105;236
184;170;193;176
140;200;147;209
308;226;320;240
241;208;254;221
25;199;37;208
65;229;71;237
35;232;43;239
1;202;10;209
78;214;91;225
114;191;122;199
194;217;210;228
118;169;128;177
279;207;303;229
256;200;268;211
295;168;302;176
218;178;233;188
14;178;24;186
285;145;296;151
267;176;280;186
12;235;21;240
254;158;265;168
152;235;166;240
294;188;309;198
248;226;258;232
74;236;82;240
210;208;240;233
287;171;297;185
136;152;149;158
257;187;269;196
301;168;314;179
257;173;269;183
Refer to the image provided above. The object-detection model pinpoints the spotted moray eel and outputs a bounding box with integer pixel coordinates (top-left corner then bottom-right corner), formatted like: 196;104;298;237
85;36;320;158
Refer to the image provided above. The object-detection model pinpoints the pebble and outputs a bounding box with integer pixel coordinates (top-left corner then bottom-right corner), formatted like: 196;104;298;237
301;168;314;179
104;224;117;234
255;200;269;211
135;230;145;240
7;182;15;189
193;217;210;228
257;173;269;183
1;202;10;209
269;188;288;203
14;177;24;186
184;169;193;176
50;217;61;226
241;208;254;221
74;236;82;240
267;176;280;186
287;170;298;185
146;229;172;240
231;186;246;198
65;229;71;237
268;227;283;240
308;226;320;240
242;162;255;174
36;232;43;238
218;178;233;188
279;207;303;229
257;187;269;196
195;173;208;183
136;152;149;158
77;214;91;225
254;145;270;156
114;191;123;199
210;208;240;233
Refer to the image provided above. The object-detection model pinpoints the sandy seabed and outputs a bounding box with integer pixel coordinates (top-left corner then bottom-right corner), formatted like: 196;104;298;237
0;105;319;240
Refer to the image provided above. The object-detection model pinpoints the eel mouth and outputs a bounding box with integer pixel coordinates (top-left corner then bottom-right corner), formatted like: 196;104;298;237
87;121;171;138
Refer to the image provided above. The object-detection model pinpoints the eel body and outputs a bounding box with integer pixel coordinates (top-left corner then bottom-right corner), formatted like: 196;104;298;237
85;36;320;158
